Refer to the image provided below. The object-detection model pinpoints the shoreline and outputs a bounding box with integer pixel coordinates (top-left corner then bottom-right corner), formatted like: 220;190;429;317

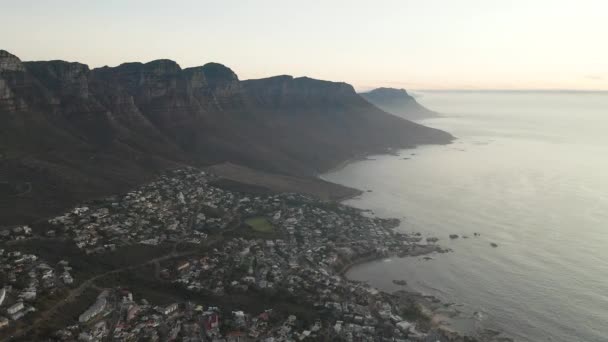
320;154;374;175
323;148;514;342
337;253;388;276
319;144;428;176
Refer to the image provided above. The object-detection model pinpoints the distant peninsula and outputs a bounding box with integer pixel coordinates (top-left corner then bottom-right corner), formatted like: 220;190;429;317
360;87;438;120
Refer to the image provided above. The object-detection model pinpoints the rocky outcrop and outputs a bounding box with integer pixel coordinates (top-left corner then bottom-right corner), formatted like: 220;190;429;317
0;50;25;72
0;76;14;106
0;51;27;110
198;63;243;109
24;61;90;99
0;50;453;224
360;87;437;120
91;60;183;103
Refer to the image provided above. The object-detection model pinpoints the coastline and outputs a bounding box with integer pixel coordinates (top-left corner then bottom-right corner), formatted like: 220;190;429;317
320;154;376;175
337;253;388;276
319;143;433;176
322;147;514;342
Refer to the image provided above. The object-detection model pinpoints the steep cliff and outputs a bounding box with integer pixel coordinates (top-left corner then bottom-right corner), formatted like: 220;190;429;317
0;50;452;224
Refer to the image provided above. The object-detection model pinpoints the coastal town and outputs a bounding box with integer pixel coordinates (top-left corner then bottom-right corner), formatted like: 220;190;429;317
1;168;506;341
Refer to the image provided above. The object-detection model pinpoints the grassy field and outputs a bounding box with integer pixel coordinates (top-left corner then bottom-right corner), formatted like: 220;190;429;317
244;216;275;233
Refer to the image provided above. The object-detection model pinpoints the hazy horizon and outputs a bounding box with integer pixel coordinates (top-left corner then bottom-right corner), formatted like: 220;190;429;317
2;0;608;91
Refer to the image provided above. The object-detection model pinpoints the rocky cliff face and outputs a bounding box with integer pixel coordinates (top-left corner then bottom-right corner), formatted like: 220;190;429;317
196;63;243;109
0;50;25;72
0;50;452;224
0;50;39;111
360;87;437;120
242;75;363;108
24;61;91;99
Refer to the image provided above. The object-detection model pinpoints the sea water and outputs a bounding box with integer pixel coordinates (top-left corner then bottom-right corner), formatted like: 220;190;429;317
323;91;608;342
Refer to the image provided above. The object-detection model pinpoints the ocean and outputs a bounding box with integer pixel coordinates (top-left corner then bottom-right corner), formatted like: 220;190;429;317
322;91;608;342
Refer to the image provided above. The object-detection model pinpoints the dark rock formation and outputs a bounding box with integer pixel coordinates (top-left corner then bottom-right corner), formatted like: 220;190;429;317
0;50;453;224
360;87;437;120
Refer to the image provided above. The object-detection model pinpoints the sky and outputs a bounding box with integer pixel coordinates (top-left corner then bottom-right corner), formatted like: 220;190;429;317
2;0;608;91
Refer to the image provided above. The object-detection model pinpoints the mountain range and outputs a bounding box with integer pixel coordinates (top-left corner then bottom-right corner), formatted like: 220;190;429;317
0;50;452;225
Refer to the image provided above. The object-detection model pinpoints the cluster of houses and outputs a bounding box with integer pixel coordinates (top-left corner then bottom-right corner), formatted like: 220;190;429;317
45;169;229;254
52;288;332;341
42;168;445;260
162;195;448;341
53;278;436;341
0;249;74;328
0;225;33;242
55;285;437;341
168;187;447;299
1;168;462;341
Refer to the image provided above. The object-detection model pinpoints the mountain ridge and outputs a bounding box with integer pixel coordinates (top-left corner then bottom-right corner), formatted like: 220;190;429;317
0;50;453;225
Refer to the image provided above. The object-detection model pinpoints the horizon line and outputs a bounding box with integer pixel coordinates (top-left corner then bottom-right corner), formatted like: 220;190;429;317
410;89;608;93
